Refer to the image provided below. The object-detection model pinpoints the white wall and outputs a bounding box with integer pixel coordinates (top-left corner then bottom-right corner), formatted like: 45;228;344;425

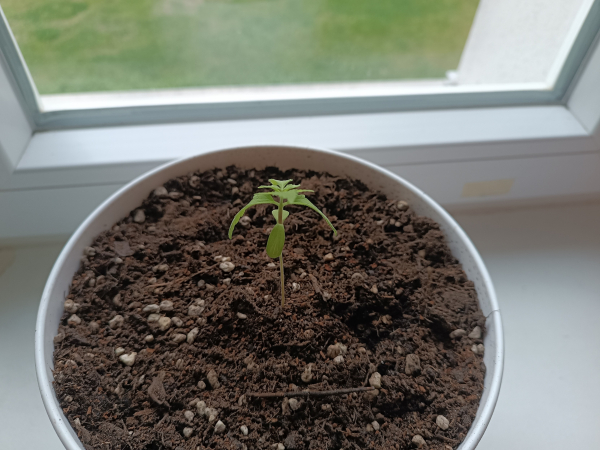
457;0;592;85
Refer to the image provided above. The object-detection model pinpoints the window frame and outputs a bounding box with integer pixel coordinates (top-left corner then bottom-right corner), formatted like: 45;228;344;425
1;2;600;130
1;3;600;241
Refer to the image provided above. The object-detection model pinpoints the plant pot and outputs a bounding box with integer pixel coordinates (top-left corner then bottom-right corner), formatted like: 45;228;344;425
35;145;503;450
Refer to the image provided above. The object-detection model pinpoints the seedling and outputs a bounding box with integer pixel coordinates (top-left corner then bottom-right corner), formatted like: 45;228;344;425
229;179;337;306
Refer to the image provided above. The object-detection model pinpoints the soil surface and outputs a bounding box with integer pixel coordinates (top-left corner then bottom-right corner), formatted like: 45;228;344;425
53;166;486;450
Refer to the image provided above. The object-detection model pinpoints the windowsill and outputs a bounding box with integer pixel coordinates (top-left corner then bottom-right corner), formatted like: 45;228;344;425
39;80;550;112
1;103;599;241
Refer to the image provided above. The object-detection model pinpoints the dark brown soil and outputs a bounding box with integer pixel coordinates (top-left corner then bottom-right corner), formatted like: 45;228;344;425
53;166;486;450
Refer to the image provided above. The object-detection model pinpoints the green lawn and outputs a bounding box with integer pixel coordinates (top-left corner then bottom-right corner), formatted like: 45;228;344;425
2;0;480;94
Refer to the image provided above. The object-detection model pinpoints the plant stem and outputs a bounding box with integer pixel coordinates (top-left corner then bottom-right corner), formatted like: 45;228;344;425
280;254;285;306
278;197;285;307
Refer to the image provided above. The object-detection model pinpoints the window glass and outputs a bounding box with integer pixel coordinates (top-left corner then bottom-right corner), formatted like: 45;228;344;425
2;0;479;94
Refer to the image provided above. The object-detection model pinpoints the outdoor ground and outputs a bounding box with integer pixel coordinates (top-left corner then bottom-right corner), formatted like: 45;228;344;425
2;0;479;94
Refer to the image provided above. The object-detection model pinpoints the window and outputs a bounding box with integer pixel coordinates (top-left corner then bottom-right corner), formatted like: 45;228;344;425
0;1;599;129
2;0;480;93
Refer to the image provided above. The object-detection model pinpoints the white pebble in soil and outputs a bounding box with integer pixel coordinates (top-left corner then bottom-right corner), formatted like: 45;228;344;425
144;335;154;343
112;293;122;307
119;352;137;366
147;313;160;323
184;410;194;421
396;200;409;211
206;408;218;423
153;264;169;273
436;415;450;430
369;372;382;389
207;369;220;389
172;334;186;344
301;365;313;383
472;343;485;355
133;209;146;223
323;253;334;262
197;381;206;390
187;327;199;344
109;315;124;329
372;421;380;431
158;316;172;331
288;398;301;411
449;329;467;339
240;425;249;435
143;304;160;313
154;186;168;197
188;300;205;317
159;300;173;311
267;263;277;269
67;314;81;326
183;427;193;438
240;216;252;227
172;316;183;327
237;312;247;320
196;401;206;415
219;261;235;273
64;299;79;314
114;347;125;357
412;434;426;448
326;343;347;358
469;326;482;339
405;354;421;376
333;355;344;365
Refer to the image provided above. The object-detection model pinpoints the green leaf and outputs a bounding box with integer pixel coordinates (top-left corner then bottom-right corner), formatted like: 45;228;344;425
269;179;293;189
228;192;278;239
272;209;290;223
266;224;285;258
273;190;299;203
290;196;337;234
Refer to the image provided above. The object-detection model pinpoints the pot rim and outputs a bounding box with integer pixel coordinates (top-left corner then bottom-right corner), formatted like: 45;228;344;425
35;144;503;450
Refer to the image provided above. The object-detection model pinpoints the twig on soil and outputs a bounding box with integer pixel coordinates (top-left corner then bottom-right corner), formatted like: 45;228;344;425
145;264;218;290
247;387;375;399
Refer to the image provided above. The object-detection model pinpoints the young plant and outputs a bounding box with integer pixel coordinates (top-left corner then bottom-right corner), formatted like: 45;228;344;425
229;179;337;306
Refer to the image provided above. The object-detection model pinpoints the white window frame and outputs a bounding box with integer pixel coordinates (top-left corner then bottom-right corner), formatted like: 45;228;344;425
0;4;600;241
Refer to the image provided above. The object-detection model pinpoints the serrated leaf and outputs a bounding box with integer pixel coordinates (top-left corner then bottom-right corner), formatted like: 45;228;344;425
269;179;293;189
266;224;285;258
228;192;278;239
272;209;290;223
290;196;337;234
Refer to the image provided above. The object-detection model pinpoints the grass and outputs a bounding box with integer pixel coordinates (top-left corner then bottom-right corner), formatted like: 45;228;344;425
2;0;480;94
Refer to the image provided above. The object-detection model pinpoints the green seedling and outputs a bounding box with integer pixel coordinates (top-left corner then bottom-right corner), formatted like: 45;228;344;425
229;179;337;306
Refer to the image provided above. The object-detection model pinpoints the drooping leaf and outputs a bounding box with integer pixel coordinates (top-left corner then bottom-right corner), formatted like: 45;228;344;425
266;224;285;258
290;196;337;234
271;209;290;223
228;192;278;239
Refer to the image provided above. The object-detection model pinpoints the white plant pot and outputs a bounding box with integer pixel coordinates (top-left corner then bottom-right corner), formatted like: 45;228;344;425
35;145;503;450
